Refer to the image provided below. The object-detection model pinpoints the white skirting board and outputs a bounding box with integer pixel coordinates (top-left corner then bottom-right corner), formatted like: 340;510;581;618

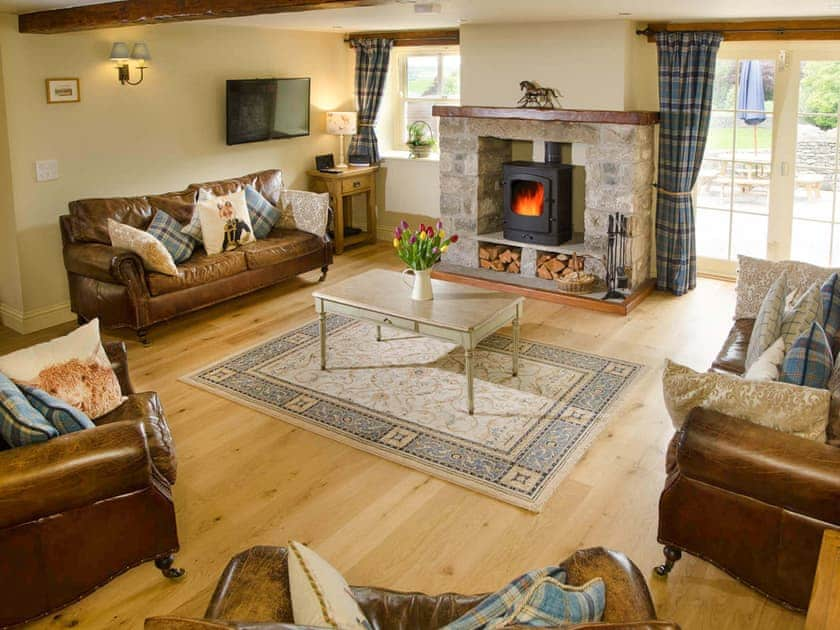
0;301;74;334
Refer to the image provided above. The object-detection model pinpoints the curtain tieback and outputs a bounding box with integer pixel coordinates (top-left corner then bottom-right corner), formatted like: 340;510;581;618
358;123;376;128
653;184;693;198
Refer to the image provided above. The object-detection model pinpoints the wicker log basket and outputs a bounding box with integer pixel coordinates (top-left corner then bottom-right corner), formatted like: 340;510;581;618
555;253;597;294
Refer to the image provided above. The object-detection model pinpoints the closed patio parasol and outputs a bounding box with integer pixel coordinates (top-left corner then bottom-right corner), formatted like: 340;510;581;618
738;60;767;154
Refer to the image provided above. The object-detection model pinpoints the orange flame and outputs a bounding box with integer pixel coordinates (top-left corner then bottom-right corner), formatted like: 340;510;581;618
512;182;544;217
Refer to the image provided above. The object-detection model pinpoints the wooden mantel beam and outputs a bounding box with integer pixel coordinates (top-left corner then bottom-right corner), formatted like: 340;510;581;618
19;0;390;34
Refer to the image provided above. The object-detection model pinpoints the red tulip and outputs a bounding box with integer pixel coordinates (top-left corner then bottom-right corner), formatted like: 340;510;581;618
450;234;459;243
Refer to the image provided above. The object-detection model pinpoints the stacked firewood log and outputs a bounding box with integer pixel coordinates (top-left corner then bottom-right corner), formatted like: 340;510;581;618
536;252;585;280
479;244;521;274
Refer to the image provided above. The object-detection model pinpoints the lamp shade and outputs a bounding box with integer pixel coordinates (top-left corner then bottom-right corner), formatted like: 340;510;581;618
109;42;130;61
130;42;151;63
326;111;357;136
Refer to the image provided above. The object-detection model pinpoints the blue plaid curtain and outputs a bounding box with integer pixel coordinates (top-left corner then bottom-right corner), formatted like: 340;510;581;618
348;38;394;164
655;31;722;296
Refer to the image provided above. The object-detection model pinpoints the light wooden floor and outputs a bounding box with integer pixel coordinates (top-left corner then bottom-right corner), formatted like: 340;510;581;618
3;244;804;630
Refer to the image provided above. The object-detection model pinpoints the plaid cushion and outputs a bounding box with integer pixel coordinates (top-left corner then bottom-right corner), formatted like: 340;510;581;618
822;272;840;339
781;321;834;389
781;283;824;352
745;272;787;370
181;207;204;243
147;209;195;263
19;384;94;434
442;566;604;629
245;185;280;239
0;372;57;447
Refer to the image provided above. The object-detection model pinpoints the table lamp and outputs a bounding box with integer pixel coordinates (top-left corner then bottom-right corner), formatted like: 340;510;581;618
326;111;357;168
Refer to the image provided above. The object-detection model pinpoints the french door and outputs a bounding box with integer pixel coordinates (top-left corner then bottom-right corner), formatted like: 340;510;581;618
696;45;840;276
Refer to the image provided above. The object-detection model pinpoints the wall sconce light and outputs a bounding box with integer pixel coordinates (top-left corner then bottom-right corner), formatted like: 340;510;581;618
109;42;151;86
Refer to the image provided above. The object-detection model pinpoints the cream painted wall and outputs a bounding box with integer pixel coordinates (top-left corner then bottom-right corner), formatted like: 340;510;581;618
0;42;22;314
460;21;644;110
0;16;353;326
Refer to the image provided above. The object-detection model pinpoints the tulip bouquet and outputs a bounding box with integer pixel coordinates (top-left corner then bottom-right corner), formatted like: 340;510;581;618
393;220;459;270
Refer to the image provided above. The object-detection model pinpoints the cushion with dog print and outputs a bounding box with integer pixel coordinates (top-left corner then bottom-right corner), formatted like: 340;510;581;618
195;188;255;255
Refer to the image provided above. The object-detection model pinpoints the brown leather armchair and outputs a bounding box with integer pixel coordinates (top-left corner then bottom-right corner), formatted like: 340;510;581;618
146;545;679;630
656;318;840;611
0;342;182;628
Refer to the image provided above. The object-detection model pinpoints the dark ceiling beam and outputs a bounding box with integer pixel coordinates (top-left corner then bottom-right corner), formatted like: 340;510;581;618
345;28;459;47
19;0;391;34
637;19;840;41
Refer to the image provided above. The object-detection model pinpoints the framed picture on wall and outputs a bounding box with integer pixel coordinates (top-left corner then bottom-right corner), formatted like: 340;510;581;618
45;78;80;104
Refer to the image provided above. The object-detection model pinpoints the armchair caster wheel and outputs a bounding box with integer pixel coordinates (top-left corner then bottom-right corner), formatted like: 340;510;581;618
137;329;150;346
77;315;88;326
654;545;682;577
319;265;329;282
155;554;185;580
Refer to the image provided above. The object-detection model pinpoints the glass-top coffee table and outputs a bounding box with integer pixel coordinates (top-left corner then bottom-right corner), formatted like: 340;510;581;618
312;269;524;415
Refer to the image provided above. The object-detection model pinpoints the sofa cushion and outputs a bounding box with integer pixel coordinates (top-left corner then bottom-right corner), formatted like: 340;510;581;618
19;384;94;434
821;272;840;340
745;273;787;370
146;210;196;263
780;283;824;352
663;359;829;442
781;322;834;389
241;230;323;270
245;185;281;238
69;196;153;244
147;250;248;296
0;372;57;447
711;318;754;375
196;189;256;255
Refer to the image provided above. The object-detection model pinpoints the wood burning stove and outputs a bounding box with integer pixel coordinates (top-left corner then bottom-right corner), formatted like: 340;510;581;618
502;149;572;246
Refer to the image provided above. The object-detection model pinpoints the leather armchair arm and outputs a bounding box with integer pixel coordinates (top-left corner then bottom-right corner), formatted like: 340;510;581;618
64;241;147;289
0;421;152;529
553;624;681;630
676;408;840;524
104;341;135;395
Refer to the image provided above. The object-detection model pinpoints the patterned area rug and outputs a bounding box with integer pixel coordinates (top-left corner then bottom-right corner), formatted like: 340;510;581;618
183;315;643;512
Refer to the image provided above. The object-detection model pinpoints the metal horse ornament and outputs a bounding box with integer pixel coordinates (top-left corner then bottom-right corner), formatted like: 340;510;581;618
517;80;563;109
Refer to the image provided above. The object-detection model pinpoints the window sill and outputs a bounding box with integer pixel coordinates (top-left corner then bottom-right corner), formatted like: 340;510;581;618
380;150;440;163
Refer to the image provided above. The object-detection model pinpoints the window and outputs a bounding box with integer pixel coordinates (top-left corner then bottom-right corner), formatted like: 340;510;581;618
396;50;460;150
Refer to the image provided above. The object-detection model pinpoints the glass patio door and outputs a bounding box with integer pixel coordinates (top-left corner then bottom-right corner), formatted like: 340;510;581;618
696;58;776;276
790;61;840;266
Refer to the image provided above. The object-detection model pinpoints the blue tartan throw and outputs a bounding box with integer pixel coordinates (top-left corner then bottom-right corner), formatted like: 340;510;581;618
442;567;605;629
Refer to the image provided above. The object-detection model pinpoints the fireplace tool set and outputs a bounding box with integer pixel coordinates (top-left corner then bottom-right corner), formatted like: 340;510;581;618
603;212;630;300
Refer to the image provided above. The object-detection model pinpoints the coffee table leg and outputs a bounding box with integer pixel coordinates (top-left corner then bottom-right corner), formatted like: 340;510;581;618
376;325;382;342
319;307;327;371
465;348;475;415
512;313;520;377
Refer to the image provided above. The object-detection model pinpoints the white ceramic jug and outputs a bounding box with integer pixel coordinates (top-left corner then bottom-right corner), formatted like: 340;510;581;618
402;268;434;301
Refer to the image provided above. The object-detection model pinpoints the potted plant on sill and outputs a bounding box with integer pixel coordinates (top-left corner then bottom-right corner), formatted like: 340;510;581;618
393;220;458;301
406;120;436;159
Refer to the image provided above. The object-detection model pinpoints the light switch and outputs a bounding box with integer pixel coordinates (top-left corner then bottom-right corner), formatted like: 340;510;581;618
35;159;59;182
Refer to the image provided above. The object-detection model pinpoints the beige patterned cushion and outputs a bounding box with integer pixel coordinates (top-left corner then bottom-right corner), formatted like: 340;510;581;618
662;359;829;442
736;255;838;319
744;337;785;382
745;273;787;370
287;541;370;630
780;283;824;352
278;190;329;237
108;218;177;275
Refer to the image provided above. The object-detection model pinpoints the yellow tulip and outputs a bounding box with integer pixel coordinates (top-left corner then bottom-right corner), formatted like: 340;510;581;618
441;244;449;253
419;231;427;241
393;238;399;248
438;230;446;239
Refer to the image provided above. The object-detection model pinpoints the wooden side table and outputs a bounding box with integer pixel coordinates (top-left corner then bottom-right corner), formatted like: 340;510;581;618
308;165;379;254
806;529;840;629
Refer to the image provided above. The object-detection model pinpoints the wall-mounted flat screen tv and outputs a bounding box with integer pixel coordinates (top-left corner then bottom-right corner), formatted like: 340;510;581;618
226;78;310;145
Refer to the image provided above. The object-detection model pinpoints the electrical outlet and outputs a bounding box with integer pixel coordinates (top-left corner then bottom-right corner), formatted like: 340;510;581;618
35;159;59;182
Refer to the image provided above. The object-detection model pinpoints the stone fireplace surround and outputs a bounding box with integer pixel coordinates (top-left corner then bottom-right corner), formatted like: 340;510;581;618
433;106;658;297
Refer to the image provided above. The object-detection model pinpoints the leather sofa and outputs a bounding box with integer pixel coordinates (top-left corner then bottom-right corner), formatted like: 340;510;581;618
0;342;182;628
656;317;840;611
61;170;333;344
145;545;679;629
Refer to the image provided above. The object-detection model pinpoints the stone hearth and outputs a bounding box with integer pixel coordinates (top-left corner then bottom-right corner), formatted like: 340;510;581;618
434;106;657;294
